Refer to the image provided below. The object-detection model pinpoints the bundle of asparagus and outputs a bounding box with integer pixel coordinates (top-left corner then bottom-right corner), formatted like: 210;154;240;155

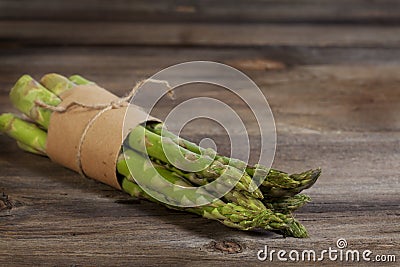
0;74;321;238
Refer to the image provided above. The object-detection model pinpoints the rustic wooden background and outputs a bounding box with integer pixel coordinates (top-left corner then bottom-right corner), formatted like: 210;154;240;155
0;1;399;266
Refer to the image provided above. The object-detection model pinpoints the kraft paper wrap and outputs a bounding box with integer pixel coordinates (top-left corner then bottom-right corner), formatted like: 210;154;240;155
46;84;159;190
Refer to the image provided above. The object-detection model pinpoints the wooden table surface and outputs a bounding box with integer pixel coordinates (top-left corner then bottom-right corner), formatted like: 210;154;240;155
1;1;399;266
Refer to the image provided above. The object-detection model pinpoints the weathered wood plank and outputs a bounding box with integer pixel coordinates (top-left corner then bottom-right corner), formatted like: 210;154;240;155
1;131;399;266
1;21;400;47
1;46;400;132
1;0;399;24
2;46;400;72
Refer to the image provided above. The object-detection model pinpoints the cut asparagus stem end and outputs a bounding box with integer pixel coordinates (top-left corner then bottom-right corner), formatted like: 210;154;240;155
69;75;94;85
9;75;61;129
40;73;75;96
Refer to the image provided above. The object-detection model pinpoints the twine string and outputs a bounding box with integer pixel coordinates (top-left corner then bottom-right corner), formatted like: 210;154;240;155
35;78;174;177
35;78;175;112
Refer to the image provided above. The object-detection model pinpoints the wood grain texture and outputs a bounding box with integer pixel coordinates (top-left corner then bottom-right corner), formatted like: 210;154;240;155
2;0;399;48
0;1;399;264
2;20;400;47
1;46;399;133
1;0;399;24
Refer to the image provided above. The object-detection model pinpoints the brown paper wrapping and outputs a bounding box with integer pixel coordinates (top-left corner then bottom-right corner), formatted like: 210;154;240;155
46;84;158;190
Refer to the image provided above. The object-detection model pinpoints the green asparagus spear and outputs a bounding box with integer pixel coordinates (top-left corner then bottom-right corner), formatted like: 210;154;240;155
40;73;76;96
123;154;280;230
0;113;47;154
264;194;311;214
69;75;95;85
122;176;293;233
128;125;263;198
16;141;46;156
261;168;321;199
148;123;320;194
9;75;61;128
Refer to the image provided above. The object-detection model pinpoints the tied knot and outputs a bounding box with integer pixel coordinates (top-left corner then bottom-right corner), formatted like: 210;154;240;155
110;99;127;109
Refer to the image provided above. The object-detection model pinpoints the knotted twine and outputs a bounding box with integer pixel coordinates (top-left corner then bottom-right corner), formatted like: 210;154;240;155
35;79;174;178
